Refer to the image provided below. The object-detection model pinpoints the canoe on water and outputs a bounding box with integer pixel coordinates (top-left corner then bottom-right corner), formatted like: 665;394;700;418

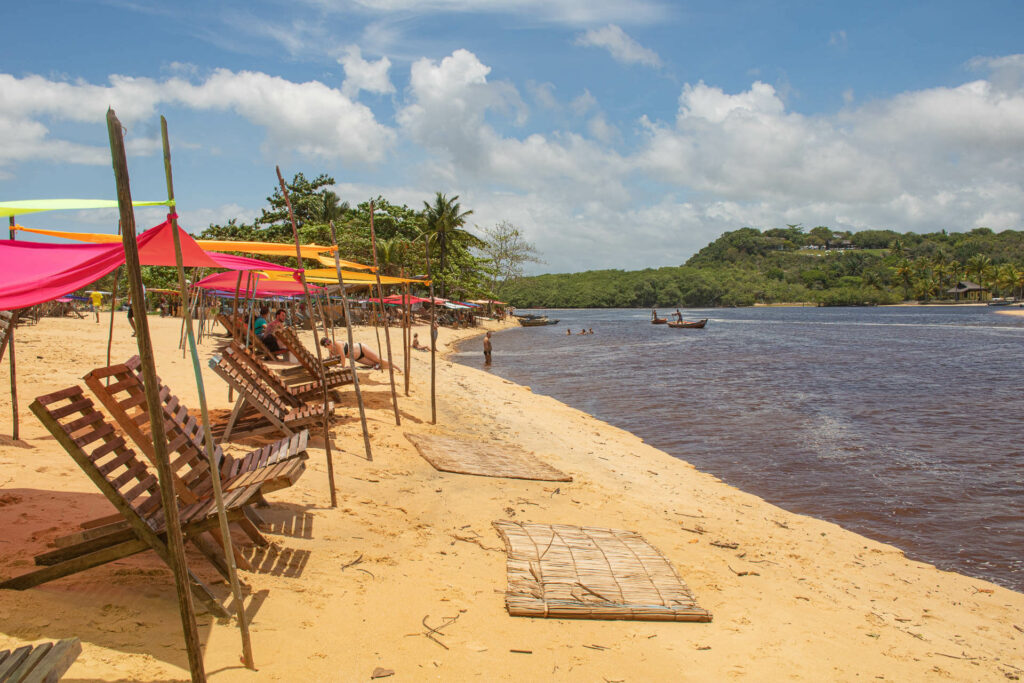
667;318;708;329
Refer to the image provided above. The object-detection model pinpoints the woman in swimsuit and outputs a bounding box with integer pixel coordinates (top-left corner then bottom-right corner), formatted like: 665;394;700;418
320;337;402;373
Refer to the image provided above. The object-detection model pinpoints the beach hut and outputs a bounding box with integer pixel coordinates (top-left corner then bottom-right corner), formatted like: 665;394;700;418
946;280;989;302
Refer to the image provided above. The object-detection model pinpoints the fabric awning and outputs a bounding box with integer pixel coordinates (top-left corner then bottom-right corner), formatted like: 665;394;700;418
0;220;297;310
0;198;173;218
11;225;337;260
194;271;322;297
314;253;375;271
264;268;428;286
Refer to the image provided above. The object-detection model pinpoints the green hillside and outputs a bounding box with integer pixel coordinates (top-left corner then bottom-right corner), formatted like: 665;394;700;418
500;226;1024;308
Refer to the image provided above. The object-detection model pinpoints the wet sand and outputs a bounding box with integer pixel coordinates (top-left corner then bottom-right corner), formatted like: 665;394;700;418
1;314;1022;680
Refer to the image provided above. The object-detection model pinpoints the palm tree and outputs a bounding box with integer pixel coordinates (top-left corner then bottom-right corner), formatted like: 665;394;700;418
965;254;993;289
375;237;406;276
894;259;913;300
318;190;348;223
994;263;1017;297
1014;267;1024;299
421;193;481;297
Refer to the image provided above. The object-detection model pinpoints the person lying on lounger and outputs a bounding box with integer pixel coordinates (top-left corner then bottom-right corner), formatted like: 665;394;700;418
320;337;402;373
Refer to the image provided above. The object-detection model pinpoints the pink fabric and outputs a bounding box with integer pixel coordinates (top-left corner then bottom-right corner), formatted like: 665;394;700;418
0;221;299;309
193;271;322;297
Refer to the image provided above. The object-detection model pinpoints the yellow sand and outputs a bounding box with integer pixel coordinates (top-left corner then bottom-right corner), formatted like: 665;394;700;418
1;314;1022;681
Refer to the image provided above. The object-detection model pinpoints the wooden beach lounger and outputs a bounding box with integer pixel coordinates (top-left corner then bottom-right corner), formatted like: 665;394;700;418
209;351;333;441
0;387;264;617
221;342;338;407
0;637;81;682
216;312;287;361
83;357;309;498
273;326;352;385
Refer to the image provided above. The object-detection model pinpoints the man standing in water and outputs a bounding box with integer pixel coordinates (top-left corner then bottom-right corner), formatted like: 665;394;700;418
483;331;492;365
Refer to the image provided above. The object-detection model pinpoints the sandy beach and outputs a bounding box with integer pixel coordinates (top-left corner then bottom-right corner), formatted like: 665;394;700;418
1;313;1022;681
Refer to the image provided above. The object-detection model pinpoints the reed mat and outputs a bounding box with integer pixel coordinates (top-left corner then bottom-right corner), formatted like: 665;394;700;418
494;521;712;622
405;433;572;482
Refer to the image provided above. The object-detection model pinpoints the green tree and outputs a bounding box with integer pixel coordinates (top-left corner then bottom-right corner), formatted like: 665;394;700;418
894;259;913;299
481;220;544;292
421;193;482;297
966;254;993;288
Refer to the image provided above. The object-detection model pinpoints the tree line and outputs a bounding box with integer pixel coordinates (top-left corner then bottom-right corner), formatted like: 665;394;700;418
91;172;542;302
499;225;1024;308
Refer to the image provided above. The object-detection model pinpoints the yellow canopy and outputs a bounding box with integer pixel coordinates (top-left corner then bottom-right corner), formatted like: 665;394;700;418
0;198;172;218
12;226;338;259
264;269;427;286
315;253;374;271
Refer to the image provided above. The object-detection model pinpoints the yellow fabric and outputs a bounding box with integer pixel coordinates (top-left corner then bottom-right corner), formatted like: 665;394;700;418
314;253;375;271
90;291;103;306
12;226;336;258
264;269;427;286
0;198;172;218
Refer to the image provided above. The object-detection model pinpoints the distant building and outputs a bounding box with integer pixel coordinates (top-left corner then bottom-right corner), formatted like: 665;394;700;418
946;281;989;302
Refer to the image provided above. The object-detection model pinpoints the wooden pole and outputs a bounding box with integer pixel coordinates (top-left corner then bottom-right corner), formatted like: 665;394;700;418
107;108;206;682
162;116;255;670
327;221;372;461
368;203;401;426
423;234;437;424
7;217;18;441
403;273;411;397
105;221;122;377
276;166;337;507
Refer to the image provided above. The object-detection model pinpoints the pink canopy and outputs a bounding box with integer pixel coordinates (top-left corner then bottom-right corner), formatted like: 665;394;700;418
193;271;322;297
0;220;299;310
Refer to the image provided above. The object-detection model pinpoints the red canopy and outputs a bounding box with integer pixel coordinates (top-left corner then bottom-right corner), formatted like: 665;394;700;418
382;294;432;305
193;271;322;297
0;220;298;310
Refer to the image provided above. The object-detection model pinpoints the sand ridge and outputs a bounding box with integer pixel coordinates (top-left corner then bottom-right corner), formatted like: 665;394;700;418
0;313;1022;681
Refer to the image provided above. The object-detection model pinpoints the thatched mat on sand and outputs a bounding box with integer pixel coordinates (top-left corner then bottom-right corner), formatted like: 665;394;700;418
405;433;571;482
494;521;711;622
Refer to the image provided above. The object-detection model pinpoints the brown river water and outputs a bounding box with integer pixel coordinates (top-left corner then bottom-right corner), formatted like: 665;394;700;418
454;306;1024;592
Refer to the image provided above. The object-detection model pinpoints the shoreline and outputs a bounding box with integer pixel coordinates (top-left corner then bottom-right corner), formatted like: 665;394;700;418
1;315;1022;680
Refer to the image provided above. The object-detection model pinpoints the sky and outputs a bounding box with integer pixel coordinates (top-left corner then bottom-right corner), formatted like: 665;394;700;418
3;0;1024;274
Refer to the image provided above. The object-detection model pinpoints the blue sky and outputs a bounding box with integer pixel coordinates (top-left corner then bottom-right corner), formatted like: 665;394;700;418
3;0;1024;273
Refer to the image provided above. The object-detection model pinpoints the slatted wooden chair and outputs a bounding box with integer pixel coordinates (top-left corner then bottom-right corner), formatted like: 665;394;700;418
216;312;286;361
85;356;308;496
220;342;328;408
274;326;353;387
209;351;333;441
0;387;264;617
0;637;81;682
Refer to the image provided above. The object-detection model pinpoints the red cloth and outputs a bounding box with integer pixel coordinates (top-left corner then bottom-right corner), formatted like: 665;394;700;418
0;220;299;309
193;271;322;297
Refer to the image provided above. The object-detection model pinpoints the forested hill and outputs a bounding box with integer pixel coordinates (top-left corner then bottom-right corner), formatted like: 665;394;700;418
499;226;1024;308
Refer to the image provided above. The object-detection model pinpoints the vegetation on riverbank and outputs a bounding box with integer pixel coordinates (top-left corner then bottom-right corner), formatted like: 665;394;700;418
500;225;1024;308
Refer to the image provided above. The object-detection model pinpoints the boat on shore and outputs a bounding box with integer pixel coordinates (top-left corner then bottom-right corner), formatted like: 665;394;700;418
667;318;708;329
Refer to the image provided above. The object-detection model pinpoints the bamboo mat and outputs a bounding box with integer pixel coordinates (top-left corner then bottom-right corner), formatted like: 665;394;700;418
405;433;572;482
494;521;711;622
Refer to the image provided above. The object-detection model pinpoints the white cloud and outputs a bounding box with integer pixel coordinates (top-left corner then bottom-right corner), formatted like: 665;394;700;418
829;29;848;49
339;45;395;98
329;0;669;26
574;24;661;68
0;69;396;175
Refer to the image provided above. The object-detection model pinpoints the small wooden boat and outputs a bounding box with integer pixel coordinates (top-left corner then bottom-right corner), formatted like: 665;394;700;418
517;315;560;327
651;317;667;324
667;318;708;329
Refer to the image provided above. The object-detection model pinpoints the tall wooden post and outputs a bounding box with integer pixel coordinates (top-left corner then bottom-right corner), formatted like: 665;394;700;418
276;167;337;507
423;234;437;424
368;203;401;426
162;117;255;669
328;221;372;461
7;217;17;440
402;274;411;397
107;108;206;682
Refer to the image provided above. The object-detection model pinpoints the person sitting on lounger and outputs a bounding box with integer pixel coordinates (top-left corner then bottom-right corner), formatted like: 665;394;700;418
261;309;287;353
320;337;402;373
